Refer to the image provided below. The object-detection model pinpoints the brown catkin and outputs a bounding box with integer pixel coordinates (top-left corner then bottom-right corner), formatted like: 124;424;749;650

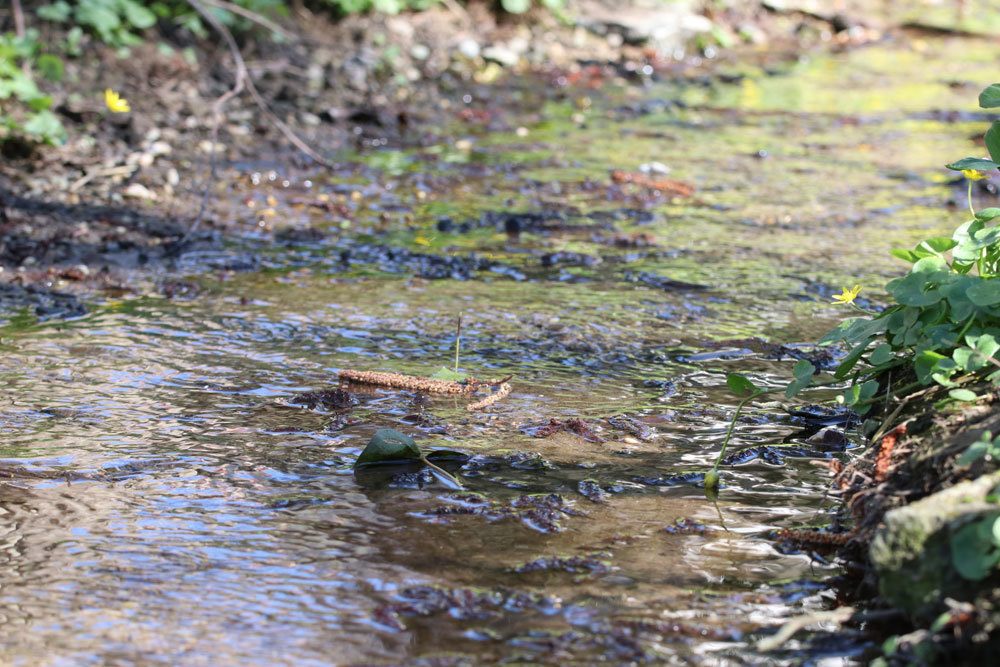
776;529;854;546
338;370;471;394
466;382;512;411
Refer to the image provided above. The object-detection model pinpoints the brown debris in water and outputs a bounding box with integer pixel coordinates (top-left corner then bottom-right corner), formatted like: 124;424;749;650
776;528;854;547
378;585;560;626
418;492;585;534
663;518;711;535
610;170;695;197
531;417;605;443
289;388;357;411
512;553;612;575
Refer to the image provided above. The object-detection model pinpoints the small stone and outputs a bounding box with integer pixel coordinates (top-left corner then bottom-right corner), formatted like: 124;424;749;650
124;183;157;200
457;38;480;60
482;45;519;68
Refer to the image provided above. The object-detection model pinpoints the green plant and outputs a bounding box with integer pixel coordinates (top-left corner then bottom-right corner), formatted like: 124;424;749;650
499;0;565;15
950;510;1000;580
958;430;1000;467
322;0;441;16
354;427;464;488
705;372;766;491
784;83;1000;414
0;31;66;144
38;0;157;47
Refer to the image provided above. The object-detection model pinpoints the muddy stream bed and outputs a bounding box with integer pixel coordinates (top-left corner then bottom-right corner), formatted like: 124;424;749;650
2;34;999;665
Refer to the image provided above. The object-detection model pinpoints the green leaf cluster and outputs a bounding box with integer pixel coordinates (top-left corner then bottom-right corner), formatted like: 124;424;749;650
500;0;566;14
39;0;156;47
787;84;1000;411
950;510;1000;580
0;32;66;145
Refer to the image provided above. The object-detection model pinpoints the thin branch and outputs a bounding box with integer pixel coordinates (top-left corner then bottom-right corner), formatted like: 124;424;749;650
183;0;333;240
12;0;25;39
196;0;296;41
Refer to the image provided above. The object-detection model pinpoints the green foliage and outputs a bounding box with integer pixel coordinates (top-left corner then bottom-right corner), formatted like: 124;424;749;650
355;428;424;466
787;84;1000;413
39;0;156;47
322;0;441;15
958;431;1000;466
500;0;566;14
0;31;66;144
950;511;1000;580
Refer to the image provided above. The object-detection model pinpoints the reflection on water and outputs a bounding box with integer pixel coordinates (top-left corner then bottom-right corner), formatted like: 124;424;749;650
1;35;996;664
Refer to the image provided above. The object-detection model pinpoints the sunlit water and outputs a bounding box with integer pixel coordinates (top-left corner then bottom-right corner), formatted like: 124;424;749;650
2;35;998;665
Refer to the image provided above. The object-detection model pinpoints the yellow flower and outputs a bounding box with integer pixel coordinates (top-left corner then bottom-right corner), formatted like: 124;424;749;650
832;285;862;305
962;169;986;181
104;89;130;113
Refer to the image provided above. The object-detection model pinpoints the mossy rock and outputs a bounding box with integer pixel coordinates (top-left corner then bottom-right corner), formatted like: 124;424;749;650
870;471;1000;622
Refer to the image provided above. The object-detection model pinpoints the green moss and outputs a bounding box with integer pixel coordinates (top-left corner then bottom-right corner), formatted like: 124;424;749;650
871;471;1000;621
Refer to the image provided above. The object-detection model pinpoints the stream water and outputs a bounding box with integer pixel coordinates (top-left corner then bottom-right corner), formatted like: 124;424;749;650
2;35;999;665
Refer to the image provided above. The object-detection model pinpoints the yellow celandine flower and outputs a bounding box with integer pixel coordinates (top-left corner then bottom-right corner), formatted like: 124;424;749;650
962;169;986;181
104;89;130;113
832;285;863;305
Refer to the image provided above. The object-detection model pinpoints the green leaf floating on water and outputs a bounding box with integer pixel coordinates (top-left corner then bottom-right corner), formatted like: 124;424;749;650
429;366;467;381
355;428;423;467
354;428;465;490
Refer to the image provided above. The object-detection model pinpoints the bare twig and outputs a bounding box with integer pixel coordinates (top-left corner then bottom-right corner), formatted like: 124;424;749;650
12;0;25;39
183;0;333;239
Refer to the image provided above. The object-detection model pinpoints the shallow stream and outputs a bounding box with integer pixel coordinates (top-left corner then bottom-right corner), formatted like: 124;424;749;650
2;34;999;665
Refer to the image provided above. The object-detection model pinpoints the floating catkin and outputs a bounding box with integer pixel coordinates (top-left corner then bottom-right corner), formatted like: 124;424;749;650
338;369;512;411
466;382;511;412
339;369;471;394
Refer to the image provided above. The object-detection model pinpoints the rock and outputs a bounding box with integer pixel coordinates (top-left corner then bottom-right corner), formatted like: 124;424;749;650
578;0;711;49
457;38;480;60
123;183;156;200
870;471;1000;622
482;45;519;68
